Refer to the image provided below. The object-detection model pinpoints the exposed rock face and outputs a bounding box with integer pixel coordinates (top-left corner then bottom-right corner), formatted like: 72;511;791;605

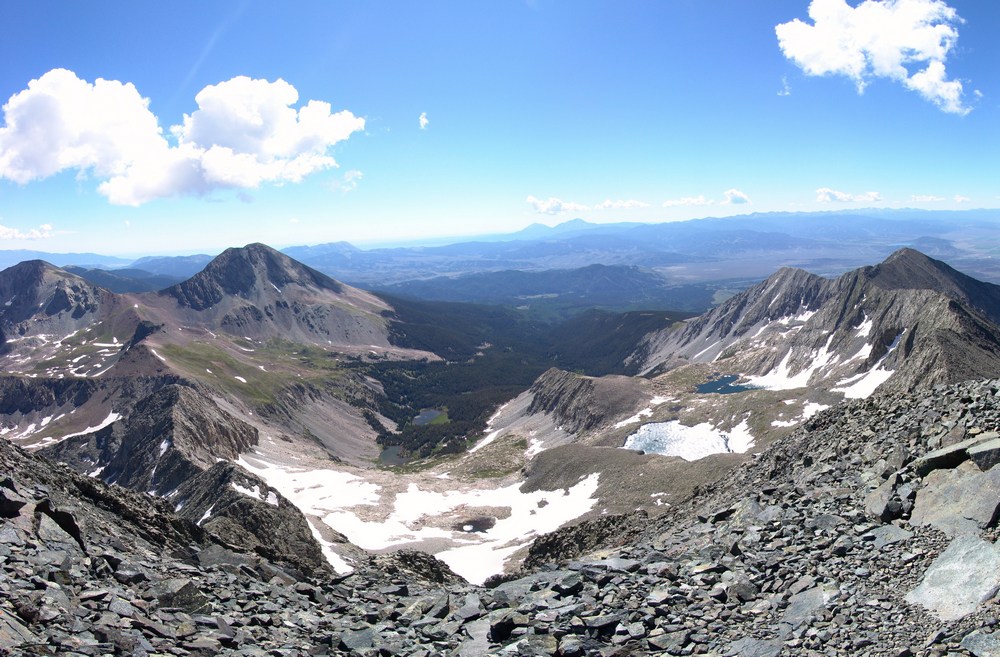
158;242;392;346
527;367;647;434
41;384;258;495
635;248;1000;395
170;462;329;575
0;261;107;335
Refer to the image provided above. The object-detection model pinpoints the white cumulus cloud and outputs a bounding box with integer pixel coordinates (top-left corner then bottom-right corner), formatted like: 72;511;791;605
776;0;971;115
954;194;971;203
419;112;429;130
817;187;882;203
596;199;650;210
0;69;365;205
525;195;589;215
911;194;945;202
662;195;714;208
0;222;53;240
723;189;752;205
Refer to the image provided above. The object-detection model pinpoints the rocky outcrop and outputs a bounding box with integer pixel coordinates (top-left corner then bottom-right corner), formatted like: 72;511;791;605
41;384;257;496
170;462;328;575
527;368;647;434
13;373;1000;654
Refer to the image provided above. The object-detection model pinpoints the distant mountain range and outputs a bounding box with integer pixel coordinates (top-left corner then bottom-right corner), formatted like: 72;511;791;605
5;209;1000;291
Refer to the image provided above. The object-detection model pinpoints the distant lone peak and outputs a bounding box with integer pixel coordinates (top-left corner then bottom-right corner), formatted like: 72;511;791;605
870;248;963;292
163;242;343;311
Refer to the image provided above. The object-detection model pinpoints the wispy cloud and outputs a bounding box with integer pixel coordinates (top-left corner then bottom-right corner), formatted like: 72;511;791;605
723;189;752;205
419;112;429;130
778;76;792;97
911;194;945;202
0;222;53;240
662;195;714;208
595;199;649;210
332;169;364;193
817;187;882;203
0;69;365;206
525;195;588;215
776;0;971;115
954;194;971;204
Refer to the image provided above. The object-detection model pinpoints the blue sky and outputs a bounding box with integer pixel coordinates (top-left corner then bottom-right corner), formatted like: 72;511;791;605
0;0;997;256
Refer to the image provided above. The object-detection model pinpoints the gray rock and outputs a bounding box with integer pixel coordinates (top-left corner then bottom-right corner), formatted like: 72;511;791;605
339;627;376;651
725;637;782;657
0;608;39;650
911;462;1000;535
458;619;491;657
914;434;996;475
865;524;913;549
970;438;1000;471
962;630;1000;657
906;534;1000;621
781;584;838;631
865;476;900;522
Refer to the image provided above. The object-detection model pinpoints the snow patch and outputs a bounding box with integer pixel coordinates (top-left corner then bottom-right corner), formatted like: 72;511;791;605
834;367;894;399
833;330;904;399
743;335;838;391
469;402;511;453
234;376;247;383
151;349;167;362
231;482;263;500
856;313;873;338
803;402;829;418
36;412;121;447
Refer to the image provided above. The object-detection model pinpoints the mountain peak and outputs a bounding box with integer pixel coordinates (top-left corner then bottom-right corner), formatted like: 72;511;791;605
869;248;968;293
163;243;343;311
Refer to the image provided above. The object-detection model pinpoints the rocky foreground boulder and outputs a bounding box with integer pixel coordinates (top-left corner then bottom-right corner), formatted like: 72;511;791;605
8;378;1000;655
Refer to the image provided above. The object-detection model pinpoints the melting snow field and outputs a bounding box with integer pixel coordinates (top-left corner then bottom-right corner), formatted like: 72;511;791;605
624;418;755;461
237;455;600;584
833;366;895;399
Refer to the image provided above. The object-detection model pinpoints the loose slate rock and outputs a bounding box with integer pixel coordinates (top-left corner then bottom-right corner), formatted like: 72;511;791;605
906;534;1000;621
911;463;1000;536
962;630;1000;657
969;439;1000;471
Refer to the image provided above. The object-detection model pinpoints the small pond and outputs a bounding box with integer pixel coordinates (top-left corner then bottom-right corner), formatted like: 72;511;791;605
413;408;444;426
379;445;408;466
696;374;756;395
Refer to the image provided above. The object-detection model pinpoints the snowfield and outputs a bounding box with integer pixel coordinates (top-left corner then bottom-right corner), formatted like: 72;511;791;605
237;454;601;584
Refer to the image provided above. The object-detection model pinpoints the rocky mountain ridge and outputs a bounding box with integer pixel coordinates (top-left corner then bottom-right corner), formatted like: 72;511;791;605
635;249;1000;396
